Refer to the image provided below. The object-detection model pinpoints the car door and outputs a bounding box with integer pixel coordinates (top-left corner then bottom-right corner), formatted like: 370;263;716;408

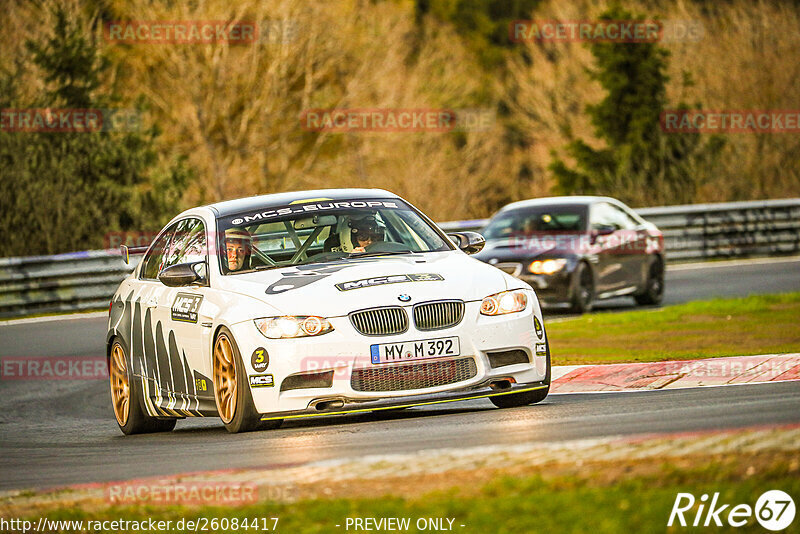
155;217;216;416
589;202;628;294
609;202;650;290
133;222;181;414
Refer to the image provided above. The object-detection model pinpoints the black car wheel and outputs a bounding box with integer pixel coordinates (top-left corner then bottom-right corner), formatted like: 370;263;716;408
569;262;594;314
635;257;665;306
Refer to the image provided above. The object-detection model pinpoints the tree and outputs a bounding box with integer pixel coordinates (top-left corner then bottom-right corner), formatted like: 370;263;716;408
0;4;193;256
549;6;723;206
415;0;542;66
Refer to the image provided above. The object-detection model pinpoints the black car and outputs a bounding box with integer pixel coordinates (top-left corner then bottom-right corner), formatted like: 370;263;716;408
474;196;665;313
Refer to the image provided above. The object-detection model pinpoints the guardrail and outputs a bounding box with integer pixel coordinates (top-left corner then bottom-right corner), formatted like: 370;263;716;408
0;251;134;318
1;198;798;318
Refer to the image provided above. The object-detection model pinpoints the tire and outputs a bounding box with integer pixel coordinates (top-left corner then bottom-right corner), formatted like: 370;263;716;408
213;327;283;433
569;262;594;314
635;257;665;306
490;336;551;408
109;339;177;435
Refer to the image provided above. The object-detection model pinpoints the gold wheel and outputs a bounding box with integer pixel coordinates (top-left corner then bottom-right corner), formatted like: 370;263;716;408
110;342;130;426
213;334;238;424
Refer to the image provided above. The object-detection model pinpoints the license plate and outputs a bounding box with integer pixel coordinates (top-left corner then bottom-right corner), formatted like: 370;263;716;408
370;336;460;364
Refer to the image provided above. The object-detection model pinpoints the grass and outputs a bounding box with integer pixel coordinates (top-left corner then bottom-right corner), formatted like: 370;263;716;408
26;452;799;533
546;293;800;365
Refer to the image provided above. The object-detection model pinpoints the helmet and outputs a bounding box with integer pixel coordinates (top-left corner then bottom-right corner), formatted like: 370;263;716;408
349;215;385;246
225;228;252;244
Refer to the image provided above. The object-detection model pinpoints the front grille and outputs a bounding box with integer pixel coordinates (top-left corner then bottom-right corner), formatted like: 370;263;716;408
487;349;529;368
413;300;465;331
351;357;477;392
349;307;408;336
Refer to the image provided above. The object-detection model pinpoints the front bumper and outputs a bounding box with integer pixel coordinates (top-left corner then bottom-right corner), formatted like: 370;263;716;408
259;381;549;421
489;262;574;304
228;296;549;416
518;272;573;303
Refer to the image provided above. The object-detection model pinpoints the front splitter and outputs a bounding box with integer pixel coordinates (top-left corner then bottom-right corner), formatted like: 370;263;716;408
259;382;549;421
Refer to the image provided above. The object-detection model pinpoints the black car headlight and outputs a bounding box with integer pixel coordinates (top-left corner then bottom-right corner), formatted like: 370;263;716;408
528;258;567;275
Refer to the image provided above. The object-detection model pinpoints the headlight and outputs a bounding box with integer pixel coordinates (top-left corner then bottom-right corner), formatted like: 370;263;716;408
480;290;528;316
254;316;334;339
529;258;567;275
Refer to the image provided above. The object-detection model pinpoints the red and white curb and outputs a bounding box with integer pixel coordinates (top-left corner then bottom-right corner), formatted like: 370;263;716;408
551;353;800;393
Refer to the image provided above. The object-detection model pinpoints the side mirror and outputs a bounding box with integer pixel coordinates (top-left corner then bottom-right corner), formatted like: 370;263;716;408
158;262;206;287
591;225;615;243
119;244;149;265
447;231;486;255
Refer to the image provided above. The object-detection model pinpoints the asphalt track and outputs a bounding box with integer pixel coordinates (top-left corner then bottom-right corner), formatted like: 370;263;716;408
0;257;799;491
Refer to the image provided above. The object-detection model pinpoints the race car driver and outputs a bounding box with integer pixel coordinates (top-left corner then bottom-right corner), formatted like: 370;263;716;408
350;215;385;253
225;228;252;272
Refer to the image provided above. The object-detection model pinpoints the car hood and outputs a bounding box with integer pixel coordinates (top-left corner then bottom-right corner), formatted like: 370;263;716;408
216;251;515;317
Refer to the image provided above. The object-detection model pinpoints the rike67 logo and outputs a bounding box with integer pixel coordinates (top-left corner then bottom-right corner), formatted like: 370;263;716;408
668;490;795;530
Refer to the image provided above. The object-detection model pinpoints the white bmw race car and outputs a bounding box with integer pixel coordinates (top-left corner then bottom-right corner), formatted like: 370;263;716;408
107;189;551;434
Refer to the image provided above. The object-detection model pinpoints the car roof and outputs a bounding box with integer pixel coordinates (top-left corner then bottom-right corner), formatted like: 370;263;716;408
497;196;620;212
205;188;399;217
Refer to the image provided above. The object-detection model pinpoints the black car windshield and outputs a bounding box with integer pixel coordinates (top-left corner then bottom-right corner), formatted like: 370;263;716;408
483;205;588;239
217;198;452;274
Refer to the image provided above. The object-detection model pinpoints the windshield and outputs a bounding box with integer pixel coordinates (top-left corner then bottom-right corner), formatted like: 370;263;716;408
483;205;588;239
217;198;452;274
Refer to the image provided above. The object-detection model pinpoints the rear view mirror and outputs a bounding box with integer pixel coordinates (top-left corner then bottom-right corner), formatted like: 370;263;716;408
447;232;486;255
293;215;337;229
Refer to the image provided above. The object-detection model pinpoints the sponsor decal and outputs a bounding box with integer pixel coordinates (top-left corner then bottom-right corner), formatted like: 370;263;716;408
265;260;378;294
534;316;544;339
336;273;444;291
249;374;274;388
193;371;211;393
535;343;547;356
230;200;399;226
251;347;269;372
171;293;203;323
